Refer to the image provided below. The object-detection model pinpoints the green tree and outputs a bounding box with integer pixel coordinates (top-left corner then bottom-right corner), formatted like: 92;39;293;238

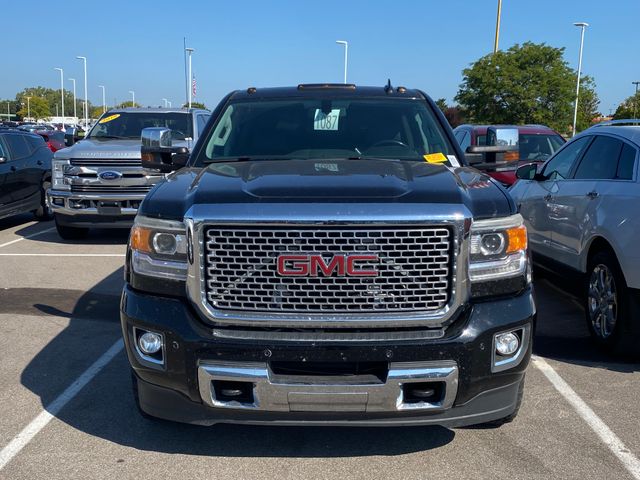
17;96;51;120
613;92;640;119
435;98;448;113
115;101;142;108
455;42;600;135
182;102;207;109
15;87;93;121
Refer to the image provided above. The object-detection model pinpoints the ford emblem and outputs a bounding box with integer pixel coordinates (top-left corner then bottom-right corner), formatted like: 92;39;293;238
99;171;122;181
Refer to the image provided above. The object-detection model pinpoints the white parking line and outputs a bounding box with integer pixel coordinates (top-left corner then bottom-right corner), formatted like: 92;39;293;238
533;355;640;479
0;227;55;249
0;339;124;471
0;254;125;257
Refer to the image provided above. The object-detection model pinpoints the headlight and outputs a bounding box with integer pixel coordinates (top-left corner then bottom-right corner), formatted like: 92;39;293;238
468;214;529;296
52;158;70;191
129;216;188;281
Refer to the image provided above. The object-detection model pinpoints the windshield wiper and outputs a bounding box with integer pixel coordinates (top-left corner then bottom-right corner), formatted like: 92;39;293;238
203;156;295;164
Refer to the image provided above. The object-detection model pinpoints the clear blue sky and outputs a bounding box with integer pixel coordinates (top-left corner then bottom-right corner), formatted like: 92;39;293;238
2;0;638;114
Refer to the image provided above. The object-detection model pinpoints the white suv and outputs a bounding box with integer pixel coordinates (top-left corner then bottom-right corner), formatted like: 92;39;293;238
510;121;640;355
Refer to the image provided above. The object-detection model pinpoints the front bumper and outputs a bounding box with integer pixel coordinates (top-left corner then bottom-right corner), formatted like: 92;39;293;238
121;285;535;426
48;189;145;226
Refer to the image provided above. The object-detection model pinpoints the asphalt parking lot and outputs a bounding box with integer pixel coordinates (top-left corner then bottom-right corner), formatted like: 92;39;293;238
0;215;638;480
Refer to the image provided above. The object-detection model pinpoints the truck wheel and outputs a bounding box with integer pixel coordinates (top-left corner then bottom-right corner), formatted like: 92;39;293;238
584;250;634;356
130;370;157;421
478;376;524;427
55;216;89;240
33;180;53;221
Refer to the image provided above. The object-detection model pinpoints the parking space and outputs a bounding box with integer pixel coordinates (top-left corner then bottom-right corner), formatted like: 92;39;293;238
0;216;639;480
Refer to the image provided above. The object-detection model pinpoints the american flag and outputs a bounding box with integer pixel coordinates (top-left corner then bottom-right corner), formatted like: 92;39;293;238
192;76;197;98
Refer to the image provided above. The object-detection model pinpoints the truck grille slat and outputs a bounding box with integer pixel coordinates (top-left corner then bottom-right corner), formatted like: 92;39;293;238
204;227;452;313
70;158;141;167
69;185;152;194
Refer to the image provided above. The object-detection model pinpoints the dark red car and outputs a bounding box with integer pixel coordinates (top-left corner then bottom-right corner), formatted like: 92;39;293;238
453;124;565;186
35;130;66;152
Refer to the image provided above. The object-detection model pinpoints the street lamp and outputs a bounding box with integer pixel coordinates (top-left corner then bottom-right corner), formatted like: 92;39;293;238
68;78;77;122
494;0;503;53
76;56;88;127
54;67;65;129
632;81;640;121
129;90;135;107
185;47;195;108
25;96;31;121
98;85;106;114
336;40;348;84
571;22;589;137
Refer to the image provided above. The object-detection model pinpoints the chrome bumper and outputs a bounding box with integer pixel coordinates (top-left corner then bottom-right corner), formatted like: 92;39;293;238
47;189;146;216
197;361;458;413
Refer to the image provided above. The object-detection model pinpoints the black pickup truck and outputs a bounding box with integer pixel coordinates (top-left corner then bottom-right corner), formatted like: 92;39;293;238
121;84;535;427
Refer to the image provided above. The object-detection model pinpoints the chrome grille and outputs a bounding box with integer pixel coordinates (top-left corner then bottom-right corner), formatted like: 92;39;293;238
204;226;452;313
69;185;152;194
70;158;141;167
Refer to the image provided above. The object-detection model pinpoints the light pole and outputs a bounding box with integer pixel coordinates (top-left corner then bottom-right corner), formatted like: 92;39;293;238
6;102;10;120
571;22;589;137
98;85;106;114
162;98;168;107
76;56;88;127
167;100;172;107
494;0;503;53
185;47;195;108
336;40;348;84
632;81;640;121
25;96;31;121
69;78;77;122
54;67;65;129
129;90;135;107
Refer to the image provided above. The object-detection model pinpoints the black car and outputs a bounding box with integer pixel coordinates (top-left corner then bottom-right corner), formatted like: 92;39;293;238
0;130;53;221
120;84;534;428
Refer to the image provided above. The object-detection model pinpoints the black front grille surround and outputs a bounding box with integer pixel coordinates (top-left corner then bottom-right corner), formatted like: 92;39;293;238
203;226;453;314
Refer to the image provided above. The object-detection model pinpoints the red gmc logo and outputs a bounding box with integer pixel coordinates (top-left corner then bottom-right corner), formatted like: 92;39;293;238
277;254;379;277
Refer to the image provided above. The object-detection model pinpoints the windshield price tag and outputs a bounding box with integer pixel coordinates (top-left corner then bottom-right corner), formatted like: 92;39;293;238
314;109;340;131
99;114;121;124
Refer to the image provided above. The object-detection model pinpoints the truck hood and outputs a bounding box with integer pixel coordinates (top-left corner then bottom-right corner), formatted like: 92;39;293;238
141;159;515;221
54;137;190;159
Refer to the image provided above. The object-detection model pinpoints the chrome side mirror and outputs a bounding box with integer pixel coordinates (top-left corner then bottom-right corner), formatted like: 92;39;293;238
0;156;6;164
64;127;77;146
141;127;189;172
141;127;173;149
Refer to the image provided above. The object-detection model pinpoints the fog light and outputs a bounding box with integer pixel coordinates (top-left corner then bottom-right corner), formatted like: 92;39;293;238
138;332;162;354
495;332;519;356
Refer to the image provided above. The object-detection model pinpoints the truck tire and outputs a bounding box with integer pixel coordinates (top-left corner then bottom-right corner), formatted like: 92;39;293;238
33;180;53;221
478;376;524;427
584;250;636;356
55;216;89;240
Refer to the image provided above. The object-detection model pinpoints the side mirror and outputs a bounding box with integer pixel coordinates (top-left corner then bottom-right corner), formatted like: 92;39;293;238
64;127;77;147
141;127;189;172
515;163;540;180
0;156;6;164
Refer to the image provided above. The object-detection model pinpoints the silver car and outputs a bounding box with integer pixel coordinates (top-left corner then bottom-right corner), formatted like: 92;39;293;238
510;121;640;355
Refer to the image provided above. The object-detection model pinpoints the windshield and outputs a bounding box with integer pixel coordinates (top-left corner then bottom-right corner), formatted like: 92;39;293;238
519;134;565;161
196;98;457;165
87;112;193;140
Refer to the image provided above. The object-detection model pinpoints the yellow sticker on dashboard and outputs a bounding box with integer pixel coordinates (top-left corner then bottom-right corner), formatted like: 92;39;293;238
99;114;121;124
423;152;448;164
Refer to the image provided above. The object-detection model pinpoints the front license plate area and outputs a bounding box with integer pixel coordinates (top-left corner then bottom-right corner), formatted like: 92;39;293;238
97;202;122;215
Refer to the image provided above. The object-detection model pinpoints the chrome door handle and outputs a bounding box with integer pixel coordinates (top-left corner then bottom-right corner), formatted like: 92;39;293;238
586;191;599;199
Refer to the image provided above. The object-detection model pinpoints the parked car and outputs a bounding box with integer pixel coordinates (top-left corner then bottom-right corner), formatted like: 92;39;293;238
36;130;66;152
121;84;534;427
0;130;53;221
510;120;640;355
454;124;565;186
48;107;211;239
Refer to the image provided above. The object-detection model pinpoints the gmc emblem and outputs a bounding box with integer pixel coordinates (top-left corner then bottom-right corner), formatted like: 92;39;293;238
277;254;379;277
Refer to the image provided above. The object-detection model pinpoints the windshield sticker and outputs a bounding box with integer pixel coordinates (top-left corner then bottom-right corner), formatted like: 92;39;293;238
315;163;339;172
423;152;448;164
314;109;340;131
447;155;460;167
99;114;121;124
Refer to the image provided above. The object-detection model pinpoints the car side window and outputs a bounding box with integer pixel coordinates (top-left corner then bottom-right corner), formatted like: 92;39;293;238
197;114;211;135
4;135;31;161
616;143;637;180
573;136;622;180
542;136;591;180
459;131;471;151
0;138;7;159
